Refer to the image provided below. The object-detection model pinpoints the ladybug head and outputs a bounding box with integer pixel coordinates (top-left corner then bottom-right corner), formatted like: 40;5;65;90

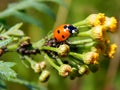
64;25;78;34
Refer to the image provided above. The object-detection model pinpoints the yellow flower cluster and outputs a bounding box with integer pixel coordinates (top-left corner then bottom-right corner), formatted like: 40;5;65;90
40;13;118;79
86;13;118;33
78;13;118;60
90;13;117;59
78;13;118;42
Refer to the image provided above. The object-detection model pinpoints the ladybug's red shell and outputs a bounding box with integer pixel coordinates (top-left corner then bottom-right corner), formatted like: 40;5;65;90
54;24;70;42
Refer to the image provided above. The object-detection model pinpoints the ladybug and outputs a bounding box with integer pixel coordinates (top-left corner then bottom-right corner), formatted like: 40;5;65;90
54;24;78;42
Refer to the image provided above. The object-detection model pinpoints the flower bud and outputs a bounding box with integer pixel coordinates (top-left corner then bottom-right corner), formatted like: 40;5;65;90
32;61;47;73
58;44;70;57
78;65;89;75
83;52;99;64
39;61;46;69
39;70;50;82
59;64;72;77
33;63;41;73
91;25;105;40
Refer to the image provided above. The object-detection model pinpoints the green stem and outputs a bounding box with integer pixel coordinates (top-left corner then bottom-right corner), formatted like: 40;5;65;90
69;52;83;61
33;39;45;48
44;53;59;70
69;56;84;65
69;38;93;45
24;56;36;65
73;20;87;28
78;30;91;36
40;46;59;52
56;58;63;65
67;56;79;67
84;42;96;47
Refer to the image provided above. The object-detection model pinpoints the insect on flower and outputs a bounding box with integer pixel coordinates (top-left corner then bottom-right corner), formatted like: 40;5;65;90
54;24;78;42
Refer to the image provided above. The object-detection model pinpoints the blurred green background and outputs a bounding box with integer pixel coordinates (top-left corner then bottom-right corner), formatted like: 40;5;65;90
0;0;120;90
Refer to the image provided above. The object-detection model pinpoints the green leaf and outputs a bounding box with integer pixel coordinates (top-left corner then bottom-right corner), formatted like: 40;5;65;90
13;11;44;29
0;38;13;48
0;25;4;32
2;62;16;67
0;61;17;80
4;23;23;36
32;2;55;20
8;30;24;37
0;25;5;34
6;23;22;33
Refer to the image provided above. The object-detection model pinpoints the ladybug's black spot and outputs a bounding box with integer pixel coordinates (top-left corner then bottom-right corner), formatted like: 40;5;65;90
64;25;67;29
62;35;65;39
57;30;60;34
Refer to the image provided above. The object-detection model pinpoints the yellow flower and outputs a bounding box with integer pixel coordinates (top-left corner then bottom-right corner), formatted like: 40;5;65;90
103;17;117;32
78;25;105;40
86;13;106;26
108;44;117;58
83;51;99;64
91;25;105;40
